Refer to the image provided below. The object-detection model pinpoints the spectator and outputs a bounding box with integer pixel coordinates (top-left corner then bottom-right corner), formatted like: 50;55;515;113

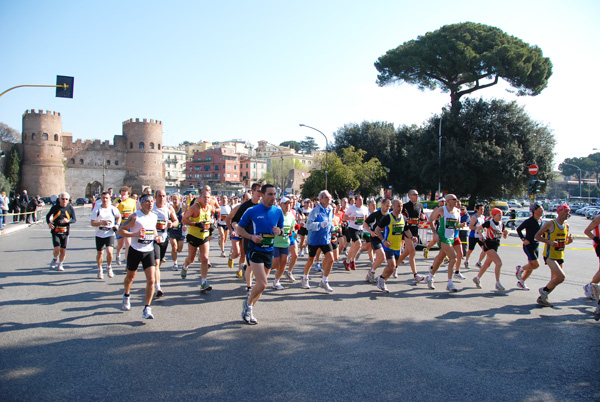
19;190;30;222
0;191;8;229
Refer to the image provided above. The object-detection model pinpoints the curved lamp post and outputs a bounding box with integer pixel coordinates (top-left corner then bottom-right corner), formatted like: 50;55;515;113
299;124;328;191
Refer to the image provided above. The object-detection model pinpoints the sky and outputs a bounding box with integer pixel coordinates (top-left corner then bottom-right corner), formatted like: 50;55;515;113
1;0;599;168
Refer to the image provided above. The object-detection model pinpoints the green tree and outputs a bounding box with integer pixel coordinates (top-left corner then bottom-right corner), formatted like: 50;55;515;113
300;146;386;199
0;122;21;143
5;145;20;188
280;140;301;152
300;136;319;154
411;98;555;205
375;22;553;112
0;171;12;194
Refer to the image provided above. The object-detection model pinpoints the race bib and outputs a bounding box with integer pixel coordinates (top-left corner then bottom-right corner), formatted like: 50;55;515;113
355;217;364;225
259;233;274;247
138;233;155;244
122;212;131;219
283;227;291;236
555;238;565;251
392;223;404;235
55;226;68;234
220;214;228;221
445;218;458;229
156;220;167;232
199;221;210;232
407;218;419;226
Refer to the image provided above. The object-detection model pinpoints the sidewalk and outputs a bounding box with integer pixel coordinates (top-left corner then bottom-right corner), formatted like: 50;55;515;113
0;220;36;236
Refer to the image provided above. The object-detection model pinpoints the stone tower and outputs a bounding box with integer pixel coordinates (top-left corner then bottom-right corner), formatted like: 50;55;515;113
21;110;65;196
122;118;165;194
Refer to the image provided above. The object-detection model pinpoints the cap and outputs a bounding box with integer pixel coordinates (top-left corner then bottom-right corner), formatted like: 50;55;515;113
438;198;445;202
280;197;290;203
304;198;310;202
556;203;571;213
491;208;503;216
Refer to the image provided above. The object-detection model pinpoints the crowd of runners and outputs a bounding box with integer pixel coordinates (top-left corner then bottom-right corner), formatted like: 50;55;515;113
44;184;600;325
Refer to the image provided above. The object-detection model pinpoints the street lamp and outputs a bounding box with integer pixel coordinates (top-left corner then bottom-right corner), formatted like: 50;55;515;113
299;124;328;191
562;162;582;198
438;114;442;197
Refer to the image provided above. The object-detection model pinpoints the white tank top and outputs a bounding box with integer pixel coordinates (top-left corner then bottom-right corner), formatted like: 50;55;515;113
130;210;158;253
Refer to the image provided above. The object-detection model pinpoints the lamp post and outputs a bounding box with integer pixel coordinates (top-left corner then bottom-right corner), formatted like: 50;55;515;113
438;113;442;197
299;124;328;191
562;162;582;198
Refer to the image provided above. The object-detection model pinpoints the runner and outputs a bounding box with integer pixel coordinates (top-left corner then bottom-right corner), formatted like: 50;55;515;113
271;197;296;290
90;191;121;279
534;203;573;307
425;194;460;292
342;195;368;270
152;189;178;298
424;197;446;259
583;213;600;320
114;186;137;266
117;193;158;319
397;189;426;282
168;193;185;271
217;195;231;257
364;198;390;283
301;190;335;292
236;184;284;325
46;192;77;272
465;204;486;269
472;208;509;291
181;189;216;292
515;203;544;290
297;198;312;257
454;202;470;279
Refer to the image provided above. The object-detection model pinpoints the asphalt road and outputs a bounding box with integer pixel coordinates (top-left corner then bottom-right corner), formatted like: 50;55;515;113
1;208;599;401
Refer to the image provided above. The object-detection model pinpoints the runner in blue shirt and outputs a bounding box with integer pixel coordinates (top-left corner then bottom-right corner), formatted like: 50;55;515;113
236;184;284;325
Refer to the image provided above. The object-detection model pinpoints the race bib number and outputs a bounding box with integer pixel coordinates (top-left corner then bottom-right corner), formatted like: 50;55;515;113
445;218;458;229
55;226;68;234
355;217;364;225
138;233;155;244
259;233;274;247
555;238;565;251
220;214;228;221
282;227;291;236
199;221;210;232
156;220;167;232
407;218;419;226
494;230;502;240
122;212;131;219
392;223;404;235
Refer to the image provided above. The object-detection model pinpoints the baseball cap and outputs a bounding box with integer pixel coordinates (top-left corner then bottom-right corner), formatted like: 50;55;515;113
556;203;571;213
304;198;310;202
280;197;290;203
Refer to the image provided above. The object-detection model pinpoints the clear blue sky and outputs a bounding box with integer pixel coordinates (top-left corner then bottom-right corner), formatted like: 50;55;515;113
1;0;598;168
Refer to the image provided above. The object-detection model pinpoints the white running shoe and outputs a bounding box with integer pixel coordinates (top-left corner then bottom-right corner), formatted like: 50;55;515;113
272;281;284;290
172;262;178;271
122;296;131;311
298;250;305;257
50;258;57;270
107;267;114;278
475;261;482;268
97;269;104;280
142;306;154;319
473;277;482;289
221;251;226;257
284;270;296;283
301;277;310;289
446;282;457;292
392;268;398;279
366;271;376;283
591;283;600;301
517;280;530;290
319;280;333;293
495;282;505;291
413;274;425;284
426;276;435;290
116;255;121;266
57;264;64;272
516;265;523;281
453;272;466;281
376;276;389;293
464;261;469;269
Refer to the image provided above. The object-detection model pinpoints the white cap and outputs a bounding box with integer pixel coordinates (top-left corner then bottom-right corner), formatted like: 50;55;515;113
280;197;290;203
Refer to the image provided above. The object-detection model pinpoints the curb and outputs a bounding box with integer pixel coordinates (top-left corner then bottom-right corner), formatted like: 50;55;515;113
0;222;36;236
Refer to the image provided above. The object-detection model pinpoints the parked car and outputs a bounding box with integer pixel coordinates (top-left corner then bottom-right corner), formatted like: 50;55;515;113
489;200;510;215
504;210;531;229
75;197;90;205
508;200;522;208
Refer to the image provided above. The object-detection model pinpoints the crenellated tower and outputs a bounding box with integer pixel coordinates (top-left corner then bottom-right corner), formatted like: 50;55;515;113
21;110;66;196
122;118;165;194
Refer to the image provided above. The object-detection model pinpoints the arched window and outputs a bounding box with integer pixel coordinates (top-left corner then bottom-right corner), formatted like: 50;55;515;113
32;133;36;140
70;158;75;164
79;159;84;165
42;133;48;140
115;160;119;166
129;142;133;149
54;134;59;141
139;142;145;149
106;160;111;166
149;142;155;149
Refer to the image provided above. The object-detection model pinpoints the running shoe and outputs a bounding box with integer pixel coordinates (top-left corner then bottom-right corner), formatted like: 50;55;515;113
473;276;482;289
172;262;178;271
515;265;523;281
355;251;362;261
227;256;234;269
475;261;482;268
107;267;114;278
464;261;469;269
453;272;466;281
517;280;530;290
319;280;333;293
221;251;226;257
50;258;57;270
156;288;164;298
314;263;322;272
142;306;154;319
301;277;310;289
200;281;212;292
583;284;593;299
366;271;376;283
376;276;389;293
591;284;600;301
299;250;305;257
537;288;553;307
207;261;212;268
446;282;457;292
392;268;398;279
272;281;284;290
343;260;351;271
97;269;104;280
116;255;121;266
350;260;356;270
413;274;425;284
242;300;258;325
284;270;296;283
594;305;600;321
495;282;505;291
426;275;435;290
181;266;188;279
442;257;449;265
57;264;64;272
423;249;429;259
236;269;243;279
122;296;131;311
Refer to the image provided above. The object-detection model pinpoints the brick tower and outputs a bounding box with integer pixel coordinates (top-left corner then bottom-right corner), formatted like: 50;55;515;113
122;118;165;194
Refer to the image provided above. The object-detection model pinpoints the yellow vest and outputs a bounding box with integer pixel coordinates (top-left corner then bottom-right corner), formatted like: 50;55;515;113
543;220;567;261
384;213;405;251
188;204;212;240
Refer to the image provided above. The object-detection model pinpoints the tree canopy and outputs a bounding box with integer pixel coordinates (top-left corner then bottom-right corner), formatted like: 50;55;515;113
280;140;301;152
300;136;319;154
560;153;600;186
0;122;21;143
375;22;553;111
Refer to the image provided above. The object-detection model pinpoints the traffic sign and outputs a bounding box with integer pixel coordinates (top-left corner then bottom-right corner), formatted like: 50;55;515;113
529;164;538;175
349;190;354;196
